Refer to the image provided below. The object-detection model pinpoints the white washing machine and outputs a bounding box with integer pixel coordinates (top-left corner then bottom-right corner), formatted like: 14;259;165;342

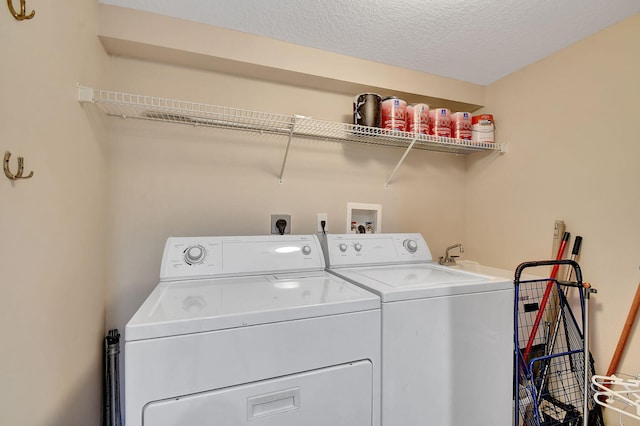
322;233;513;426
125;234;381;426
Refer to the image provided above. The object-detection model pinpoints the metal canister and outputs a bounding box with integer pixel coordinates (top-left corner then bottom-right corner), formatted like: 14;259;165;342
472;114;495;143
429;108;451;137
451;112;472;140
381;96;407;131
353;93;382;127
407;103;430;134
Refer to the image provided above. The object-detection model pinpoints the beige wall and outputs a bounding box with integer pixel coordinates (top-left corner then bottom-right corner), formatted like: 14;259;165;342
2;2;637;424
0;2;108;425
95;8;486;345
468;13;640;425
103;56;470;336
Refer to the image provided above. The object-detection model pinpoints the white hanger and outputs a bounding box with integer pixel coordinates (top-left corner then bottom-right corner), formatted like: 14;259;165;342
591;374;640;421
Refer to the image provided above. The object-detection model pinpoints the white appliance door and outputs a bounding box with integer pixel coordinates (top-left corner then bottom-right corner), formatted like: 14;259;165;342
143;361;373;426
382;288;513;425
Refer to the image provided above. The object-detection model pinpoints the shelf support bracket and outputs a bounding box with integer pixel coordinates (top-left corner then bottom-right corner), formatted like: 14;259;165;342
77;85;95;103
384;136;418;188
278;116;297;184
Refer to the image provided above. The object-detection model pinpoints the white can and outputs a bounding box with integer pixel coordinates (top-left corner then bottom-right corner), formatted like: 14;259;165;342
472;114;495;143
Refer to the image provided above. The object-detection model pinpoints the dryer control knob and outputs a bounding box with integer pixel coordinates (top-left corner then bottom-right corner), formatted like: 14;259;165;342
354;243;362;252
301;245;312;255
339;243;348;252
184;245;206;265
403;239;418;253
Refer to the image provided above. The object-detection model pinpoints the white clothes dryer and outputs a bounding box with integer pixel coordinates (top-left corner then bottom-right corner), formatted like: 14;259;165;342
125;234;381;426
322;233;513;426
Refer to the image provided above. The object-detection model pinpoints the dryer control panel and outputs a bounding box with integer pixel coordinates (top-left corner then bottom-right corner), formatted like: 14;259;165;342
322;233;432;268
160;234;324;281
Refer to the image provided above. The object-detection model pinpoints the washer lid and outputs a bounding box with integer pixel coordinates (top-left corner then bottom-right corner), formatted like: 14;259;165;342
125;271;380;341
328;263;511;302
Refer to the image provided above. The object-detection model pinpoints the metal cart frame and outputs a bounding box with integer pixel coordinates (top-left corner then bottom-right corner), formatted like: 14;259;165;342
514;259;603;426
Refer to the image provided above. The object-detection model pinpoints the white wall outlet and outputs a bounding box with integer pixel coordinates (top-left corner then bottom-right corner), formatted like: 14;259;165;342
271;214;291;234
317;213;328;233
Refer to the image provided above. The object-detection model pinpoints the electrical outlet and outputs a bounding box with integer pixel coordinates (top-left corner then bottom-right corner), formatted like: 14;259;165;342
271;214;291;235
317;213;328;233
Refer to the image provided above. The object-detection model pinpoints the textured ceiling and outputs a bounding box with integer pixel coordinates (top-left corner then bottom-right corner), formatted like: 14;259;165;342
98;0;639;85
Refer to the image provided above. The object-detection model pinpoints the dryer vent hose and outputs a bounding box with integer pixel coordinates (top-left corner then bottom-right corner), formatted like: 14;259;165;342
103;329;123;426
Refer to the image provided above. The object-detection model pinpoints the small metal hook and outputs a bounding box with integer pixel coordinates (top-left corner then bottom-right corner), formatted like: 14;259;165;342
4;151;34;180
7;0;35;20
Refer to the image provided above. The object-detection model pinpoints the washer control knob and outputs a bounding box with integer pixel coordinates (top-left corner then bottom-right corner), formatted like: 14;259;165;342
403;239;418;253
354;243;362;252
184;245;206;265
302;245;311;255
339;243;348;252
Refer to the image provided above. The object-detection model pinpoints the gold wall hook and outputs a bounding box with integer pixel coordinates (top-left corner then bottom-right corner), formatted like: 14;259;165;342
7;0;34;20
4;151;34;180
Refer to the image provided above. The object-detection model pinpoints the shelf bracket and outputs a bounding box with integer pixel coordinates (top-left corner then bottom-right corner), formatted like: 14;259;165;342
278;115;298;184
77;85;95;103
384;136;418;188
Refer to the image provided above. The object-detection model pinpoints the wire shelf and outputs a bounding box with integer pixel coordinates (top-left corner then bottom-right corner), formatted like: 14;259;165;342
78;87;505;156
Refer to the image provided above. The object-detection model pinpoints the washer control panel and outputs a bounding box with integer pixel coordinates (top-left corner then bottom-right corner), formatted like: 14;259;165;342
160;235;323;281
322;233;432;268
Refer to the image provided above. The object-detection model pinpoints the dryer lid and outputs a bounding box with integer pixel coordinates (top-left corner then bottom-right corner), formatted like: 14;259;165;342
125;271;380;341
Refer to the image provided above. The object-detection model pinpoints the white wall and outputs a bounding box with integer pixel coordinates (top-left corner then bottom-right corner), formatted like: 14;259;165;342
468;13;640;425
0;1;108;425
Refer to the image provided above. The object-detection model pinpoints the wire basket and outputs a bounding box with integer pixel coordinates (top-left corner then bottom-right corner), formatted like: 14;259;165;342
514;260;603;426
